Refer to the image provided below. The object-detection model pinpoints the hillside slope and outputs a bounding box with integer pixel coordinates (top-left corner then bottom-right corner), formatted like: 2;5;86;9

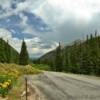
0;63;40;77
0;38;19;63
39;34;100;75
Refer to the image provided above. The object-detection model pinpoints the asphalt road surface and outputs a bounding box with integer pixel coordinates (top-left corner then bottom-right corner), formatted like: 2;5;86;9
27;72;100;100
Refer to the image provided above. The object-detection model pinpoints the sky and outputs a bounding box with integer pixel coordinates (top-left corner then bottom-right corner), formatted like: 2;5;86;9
0;0;100;58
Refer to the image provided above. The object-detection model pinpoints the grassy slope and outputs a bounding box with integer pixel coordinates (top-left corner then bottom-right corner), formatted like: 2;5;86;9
7;64;50;100
0;63;41;78
0;63;41;99
32;64;51;71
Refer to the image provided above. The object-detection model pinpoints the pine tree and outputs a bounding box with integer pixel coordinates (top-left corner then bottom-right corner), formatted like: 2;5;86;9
6;40;11;63
19;40;29;65
63;48;71;72
90;34;93;40
0;38;6;63
95;30;97;37
0;38;4;62
0;38;19;63
55;42;63;72
86;35;89;41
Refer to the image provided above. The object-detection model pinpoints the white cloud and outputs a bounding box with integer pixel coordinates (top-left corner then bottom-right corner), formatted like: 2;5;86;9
0;0;100;58
47;0;100;18
19;13;28;26
0;0;100;24
0;0;44;19
34;0;100;26
0;28;22;52
25;37;57;56
0;28;12;40
16;0;45;13
0;28;56;57
0;0;12;10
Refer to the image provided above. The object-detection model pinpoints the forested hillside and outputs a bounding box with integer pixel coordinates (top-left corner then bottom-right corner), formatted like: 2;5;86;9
0;38;19;63
38;33;100;76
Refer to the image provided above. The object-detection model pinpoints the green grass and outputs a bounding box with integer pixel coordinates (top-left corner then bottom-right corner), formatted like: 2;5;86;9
8;77;25;100
32;64;51;71
0;75;13;97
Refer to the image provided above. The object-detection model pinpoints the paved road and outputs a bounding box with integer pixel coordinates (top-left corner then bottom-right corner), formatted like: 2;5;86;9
27;72;100;100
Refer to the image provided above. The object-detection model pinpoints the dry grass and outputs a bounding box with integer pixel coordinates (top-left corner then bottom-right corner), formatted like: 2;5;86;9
8;77;25;100
0;63;41;99
0;63;41;78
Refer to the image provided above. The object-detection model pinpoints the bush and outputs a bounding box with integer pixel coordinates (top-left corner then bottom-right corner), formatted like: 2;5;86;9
32;64;51;71
0;75;13;97
0;63;41;78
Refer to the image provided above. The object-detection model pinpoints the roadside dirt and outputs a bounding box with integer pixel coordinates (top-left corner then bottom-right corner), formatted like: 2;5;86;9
21;83;45;100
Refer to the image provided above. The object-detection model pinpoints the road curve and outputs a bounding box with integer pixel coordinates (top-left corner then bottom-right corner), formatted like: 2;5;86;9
27;72;100;100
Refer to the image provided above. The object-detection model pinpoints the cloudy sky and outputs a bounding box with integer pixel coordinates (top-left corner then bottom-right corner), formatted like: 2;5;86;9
0;0;100;58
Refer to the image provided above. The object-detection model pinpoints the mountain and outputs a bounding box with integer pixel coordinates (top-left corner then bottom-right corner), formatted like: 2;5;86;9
0;38;19;63
38;33;100;75
38;50;55;64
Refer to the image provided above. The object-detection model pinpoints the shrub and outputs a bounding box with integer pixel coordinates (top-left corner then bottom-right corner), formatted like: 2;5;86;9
0;75;13;97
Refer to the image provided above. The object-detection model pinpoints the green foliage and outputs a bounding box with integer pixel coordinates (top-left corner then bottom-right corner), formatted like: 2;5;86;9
0;63;41;98
0;75;13;97
19;40;29;65
0;38;19;63
32;64;51;71
0;63;41;78
54;42;63;71
62;35;100;75
39;33;100;76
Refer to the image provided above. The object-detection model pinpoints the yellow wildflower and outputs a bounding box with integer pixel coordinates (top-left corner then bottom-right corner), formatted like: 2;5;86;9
2;84;8;88
4;82;10;86
8;79;11;83
0;83;3;86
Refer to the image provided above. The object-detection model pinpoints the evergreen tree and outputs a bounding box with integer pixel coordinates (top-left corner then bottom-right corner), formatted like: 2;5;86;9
39;33;100;76
80;47;91;74
90;34;93;40
55;42;63;72
95;30;97;37
0;38;5;62
86;35;89;41
0;38;19;63
19;40;29;65
5;40;11;63
63;48;71;72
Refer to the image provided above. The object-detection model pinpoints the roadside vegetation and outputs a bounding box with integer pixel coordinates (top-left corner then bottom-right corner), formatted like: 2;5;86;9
32;64;51;71
0;63;41;78
0;63;41;98
38;32;100;76
0;75;12;97
1;31;100;99
0;38;42;99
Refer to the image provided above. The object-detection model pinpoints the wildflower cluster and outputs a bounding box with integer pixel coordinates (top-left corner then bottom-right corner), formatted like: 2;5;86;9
0;78;12;97
0;79;11;89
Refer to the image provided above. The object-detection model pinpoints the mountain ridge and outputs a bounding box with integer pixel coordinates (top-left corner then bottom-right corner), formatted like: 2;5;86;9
38;33;100;75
